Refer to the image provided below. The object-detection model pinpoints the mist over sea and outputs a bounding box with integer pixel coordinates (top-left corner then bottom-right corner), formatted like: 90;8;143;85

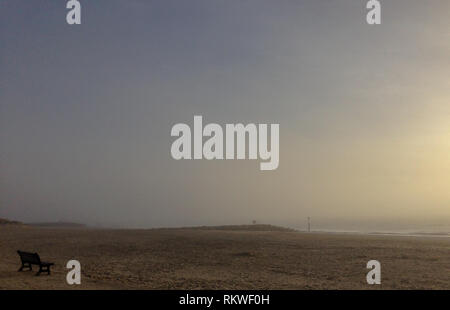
290;224;450;237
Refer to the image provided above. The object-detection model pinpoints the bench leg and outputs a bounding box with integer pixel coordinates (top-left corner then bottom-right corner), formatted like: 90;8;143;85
36;266;51;276
18;263;32;272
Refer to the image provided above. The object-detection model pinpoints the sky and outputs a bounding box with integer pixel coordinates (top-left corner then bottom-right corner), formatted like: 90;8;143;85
1;0;449;231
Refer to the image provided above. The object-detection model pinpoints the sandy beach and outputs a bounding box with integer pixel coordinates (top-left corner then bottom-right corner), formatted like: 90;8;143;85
0;225;448;290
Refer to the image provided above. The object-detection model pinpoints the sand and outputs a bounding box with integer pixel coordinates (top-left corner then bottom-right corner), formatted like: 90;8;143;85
0;226;448;289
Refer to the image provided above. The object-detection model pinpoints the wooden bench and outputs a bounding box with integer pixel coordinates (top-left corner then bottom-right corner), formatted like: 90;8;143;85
17;251;54;276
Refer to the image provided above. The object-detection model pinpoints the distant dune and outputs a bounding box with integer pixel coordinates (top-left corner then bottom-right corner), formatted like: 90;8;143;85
1;218;86;228
179;224;297;232
27;221;86;228
0;218;23;226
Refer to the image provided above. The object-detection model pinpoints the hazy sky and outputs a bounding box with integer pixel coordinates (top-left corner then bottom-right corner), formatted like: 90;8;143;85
1;0;449;230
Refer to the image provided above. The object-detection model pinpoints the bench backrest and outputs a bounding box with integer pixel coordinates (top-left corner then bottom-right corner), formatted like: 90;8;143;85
17;251;41;264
